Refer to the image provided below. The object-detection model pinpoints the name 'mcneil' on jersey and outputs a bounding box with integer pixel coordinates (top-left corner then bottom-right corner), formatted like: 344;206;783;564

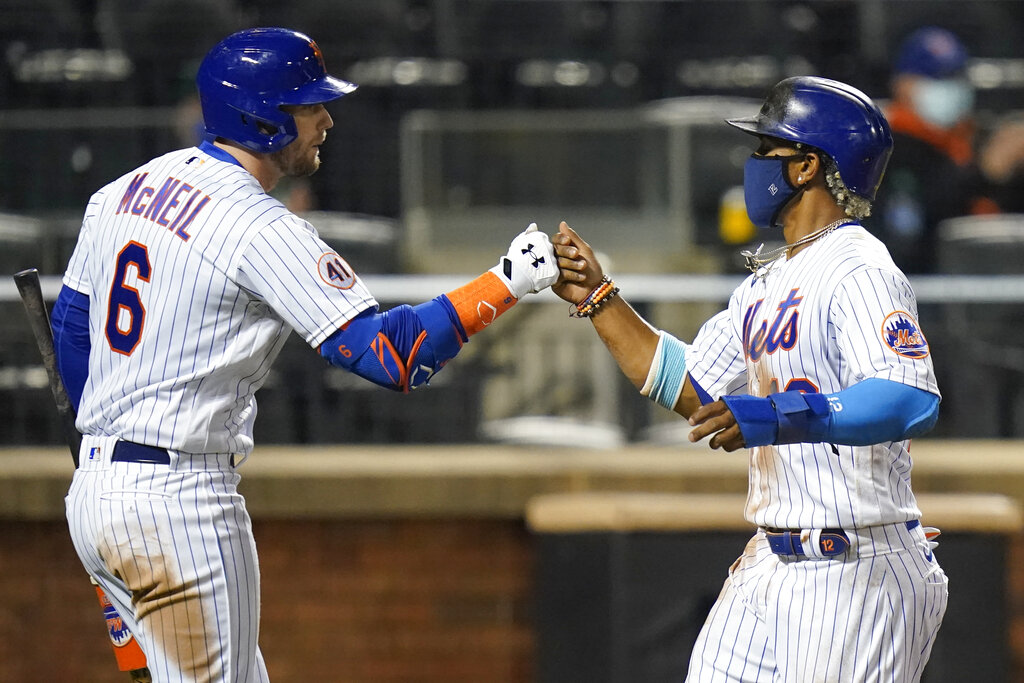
114;171;211;242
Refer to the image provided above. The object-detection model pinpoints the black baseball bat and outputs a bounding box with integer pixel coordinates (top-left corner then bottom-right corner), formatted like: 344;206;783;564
12;268;152;682
13;268;81;465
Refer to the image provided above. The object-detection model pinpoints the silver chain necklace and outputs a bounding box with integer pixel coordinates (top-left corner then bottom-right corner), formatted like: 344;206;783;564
741;218;852;277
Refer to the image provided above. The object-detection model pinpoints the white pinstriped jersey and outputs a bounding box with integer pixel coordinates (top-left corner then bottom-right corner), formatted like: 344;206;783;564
62;145;377;455
686;223;939;530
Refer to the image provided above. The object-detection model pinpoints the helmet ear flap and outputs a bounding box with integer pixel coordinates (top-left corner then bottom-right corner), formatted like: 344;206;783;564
259;115;300;152
198;85;298;152
238;106;298;151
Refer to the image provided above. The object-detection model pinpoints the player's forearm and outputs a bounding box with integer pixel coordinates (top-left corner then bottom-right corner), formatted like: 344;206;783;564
320;270;523;392
588;296;660;390
590;299;702;418
444;271;518;336
320;221;559;392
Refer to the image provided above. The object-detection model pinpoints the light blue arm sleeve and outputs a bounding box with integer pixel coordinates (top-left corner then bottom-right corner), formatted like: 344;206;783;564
722;377;940;447
641;331;689;410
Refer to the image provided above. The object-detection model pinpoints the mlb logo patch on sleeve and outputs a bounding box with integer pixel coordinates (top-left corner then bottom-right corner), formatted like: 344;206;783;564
881;311;929;359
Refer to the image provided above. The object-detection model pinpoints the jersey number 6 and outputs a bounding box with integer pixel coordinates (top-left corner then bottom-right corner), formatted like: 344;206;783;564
106;241;151;356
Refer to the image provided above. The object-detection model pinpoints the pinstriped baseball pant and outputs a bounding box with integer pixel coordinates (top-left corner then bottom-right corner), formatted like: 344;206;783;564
66;435;270;683
687;523;948;682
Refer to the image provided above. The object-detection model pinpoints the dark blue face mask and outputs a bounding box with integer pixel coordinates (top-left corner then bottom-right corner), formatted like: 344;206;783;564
743;154;807;229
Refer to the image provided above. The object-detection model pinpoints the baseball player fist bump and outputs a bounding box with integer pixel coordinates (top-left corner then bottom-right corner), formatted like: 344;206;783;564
551;221;605;305
490;222;559;298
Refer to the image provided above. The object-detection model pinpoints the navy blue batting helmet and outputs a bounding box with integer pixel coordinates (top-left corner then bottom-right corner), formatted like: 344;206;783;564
196;27;357;153
726;76;894;201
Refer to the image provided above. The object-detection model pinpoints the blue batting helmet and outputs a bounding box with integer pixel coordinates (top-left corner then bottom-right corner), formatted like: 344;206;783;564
196;27;357;153
726;76;894;201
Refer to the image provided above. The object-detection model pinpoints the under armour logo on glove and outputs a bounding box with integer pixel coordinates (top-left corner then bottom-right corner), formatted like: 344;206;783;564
490;223;559;298
521;243;546;268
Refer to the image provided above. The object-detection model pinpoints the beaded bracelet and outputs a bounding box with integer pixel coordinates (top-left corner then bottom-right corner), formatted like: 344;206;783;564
570;275;620;318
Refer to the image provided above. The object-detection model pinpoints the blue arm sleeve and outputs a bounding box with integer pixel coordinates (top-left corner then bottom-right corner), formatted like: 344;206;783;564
722;378;940;447
319;295;468;392
51;285;91;410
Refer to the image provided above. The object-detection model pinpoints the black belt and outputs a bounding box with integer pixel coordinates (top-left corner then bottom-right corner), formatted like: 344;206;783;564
111;441;171;465
765;520;921;557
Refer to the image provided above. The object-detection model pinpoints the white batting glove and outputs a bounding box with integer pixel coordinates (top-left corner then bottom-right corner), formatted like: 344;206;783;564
489;222;559;298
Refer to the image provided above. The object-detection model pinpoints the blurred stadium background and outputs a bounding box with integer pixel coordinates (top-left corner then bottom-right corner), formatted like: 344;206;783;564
2;0;1024;681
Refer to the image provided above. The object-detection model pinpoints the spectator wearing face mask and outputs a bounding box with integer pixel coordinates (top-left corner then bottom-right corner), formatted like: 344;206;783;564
873;26;997;274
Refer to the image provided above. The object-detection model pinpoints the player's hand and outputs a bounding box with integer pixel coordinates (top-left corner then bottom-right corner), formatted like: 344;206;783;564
489;222;559;298
552;221;605;304
687;399;747;452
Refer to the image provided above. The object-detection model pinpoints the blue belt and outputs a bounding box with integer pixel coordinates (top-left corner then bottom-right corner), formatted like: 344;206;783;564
111;441;171;465
765;520;921;557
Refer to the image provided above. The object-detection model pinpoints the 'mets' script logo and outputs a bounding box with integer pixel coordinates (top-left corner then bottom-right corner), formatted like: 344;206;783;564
742;288;802;361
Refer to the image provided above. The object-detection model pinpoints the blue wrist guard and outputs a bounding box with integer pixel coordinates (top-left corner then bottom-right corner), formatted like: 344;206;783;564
722;378;940;447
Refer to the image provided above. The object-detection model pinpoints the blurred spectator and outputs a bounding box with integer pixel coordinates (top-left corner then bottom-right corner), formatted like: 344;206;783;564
872;26;996;274
977;116;1024;214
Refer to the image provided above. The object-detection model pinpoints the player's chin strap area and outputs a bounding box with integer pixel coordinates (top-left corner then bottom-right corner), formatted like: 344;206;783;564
722;377;940;447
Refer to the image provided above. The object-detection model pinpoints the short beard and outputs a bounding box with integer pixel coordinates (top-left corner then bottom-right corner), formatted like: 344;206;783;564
269;143;320;178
